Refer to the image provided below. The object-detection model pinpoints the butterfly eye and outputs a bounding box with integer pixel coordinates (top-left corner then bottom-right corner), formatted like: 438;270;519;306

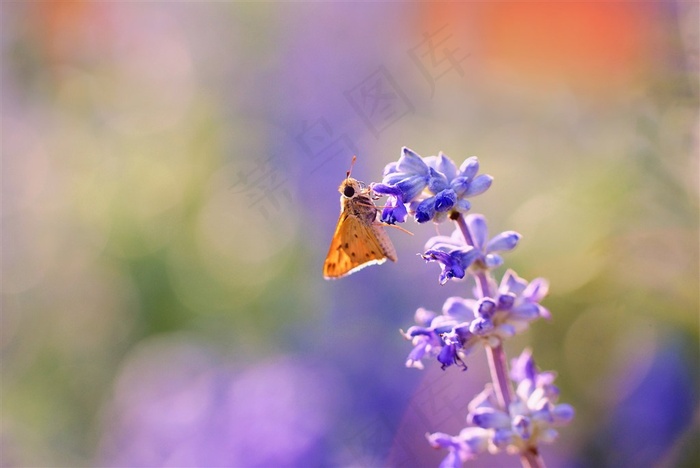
343;186;355;198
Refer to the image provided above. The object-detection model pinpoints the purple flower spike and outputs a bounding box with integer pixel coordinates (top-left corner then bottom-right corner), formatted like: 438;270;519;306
374;148;492;224
433;356;577;460
383;147;570;467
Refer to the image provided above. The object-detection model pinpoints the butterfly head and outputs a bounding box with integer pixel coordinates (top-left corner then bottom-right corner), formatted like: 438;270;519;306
338;177;366;200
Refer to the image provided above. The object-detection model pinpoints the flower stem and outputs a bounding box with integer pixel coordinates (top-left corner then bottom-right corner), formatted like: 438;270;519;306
520;448;546;468
453;213;493;297
486;344;512;409
454;213;514;407
456;212;542;468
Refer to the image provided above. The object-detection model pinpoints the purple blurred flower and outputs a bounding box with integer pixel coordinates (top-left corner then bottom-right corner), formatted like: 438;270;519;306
98;339;333;467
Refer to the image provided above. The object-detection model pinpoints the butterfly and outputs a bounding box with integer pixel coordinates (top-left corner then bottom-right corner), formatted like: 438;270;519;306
323;160;398;280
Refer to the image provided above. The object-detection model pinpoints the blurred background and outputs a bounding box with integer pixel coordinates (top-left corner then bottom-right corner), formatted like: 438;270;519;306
2;2;698;467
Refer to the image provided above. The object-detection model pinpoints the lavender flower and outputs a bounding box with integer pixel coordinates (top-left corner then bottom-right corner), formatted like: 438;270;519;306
372;147;493;224
402;303;471;370
427;350;574;467
420;247;480;285
373;147;572;467
475;350;573;448
461;269;551;342
401;273;549;371
496;269;551;322
372;183;408;224
422;216;521;283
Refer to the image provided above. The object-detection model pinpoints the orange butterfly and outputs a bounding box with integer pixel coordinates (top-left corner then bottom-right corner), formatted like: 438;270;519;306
323;161;398;280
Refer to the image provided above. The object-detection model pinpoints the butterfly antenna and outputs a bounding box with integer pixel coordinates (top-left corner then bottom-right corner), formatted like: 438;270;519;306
346;155;357;180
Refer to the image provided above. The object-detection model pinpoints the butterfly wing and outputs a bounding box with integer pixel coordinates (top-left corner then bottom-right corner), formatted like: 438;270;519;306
323;213;395;279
